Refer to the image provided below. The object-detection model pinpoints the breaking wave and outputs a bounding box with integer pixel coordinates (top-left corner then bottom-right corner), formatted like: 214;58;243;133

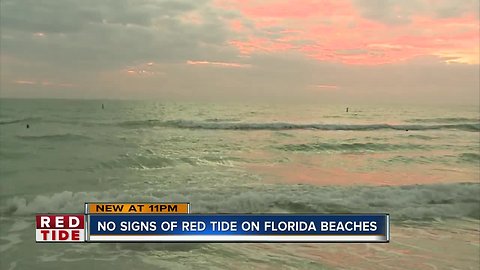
99;152;241;170
204;118;242;122
0;117;41;125
277;142;431;152
3;117;479;132
16;133;92;141
117;119;480;132
406;134;438;140
406;117;480;123
2;182;478;222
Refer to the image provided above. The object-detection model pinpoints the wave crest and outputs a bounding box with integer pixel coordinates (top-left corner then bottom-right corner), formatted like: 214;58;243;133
0;117;41;125
2;183;478;222
406;117;480;123
277;142;430;152
16;133;92;141
117;119;480;132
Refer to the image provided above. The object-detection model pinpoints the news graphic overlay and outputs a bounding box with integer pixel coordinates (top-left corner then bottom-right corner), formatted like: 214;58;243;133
87;214;389;242
36;214;85;242
36;202;389;243
36;203;189;243
85;203;190;214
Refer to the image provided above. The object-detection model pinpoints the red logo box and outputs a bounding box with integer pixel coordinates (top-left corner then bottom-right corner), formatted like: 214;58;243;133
36;214;85;242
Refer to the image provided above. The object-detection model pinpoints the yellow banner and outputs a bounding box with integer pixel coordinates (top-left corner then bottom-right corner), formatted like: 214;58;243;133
86;203;189;214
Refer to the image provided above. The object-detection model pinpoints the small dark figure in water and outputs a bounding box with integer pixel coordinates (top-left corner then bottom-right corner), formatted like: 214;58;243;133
102;104;104;109
346;107;349;113
405;129;409;131
26;124;29;128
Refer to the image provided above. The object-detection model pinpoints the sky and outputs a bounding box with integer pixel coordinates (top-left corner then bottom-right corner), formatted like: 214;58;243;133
0;0;479;104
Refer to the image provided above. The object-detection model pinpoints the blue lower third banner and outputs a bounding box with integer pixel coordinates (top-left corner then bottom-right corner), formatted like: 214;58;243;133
87;214;389;243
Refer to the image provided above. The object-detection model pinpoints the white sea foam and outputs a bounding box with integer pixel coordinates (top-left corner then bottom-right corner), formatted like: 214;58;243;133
2;183;478;222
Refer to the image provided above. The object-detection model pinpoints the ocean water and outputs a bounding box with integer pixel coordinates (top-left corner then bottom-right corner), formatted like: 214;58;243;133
0;99;479;270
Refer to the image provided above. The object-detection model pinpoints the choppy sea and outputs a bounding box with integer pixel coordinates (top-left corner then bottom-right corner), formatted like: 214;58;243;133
0;99;479;269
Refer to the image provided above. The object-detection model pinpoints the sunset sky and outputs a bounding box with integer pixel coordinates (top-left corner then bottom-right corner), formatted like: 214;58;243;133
0;0;479;104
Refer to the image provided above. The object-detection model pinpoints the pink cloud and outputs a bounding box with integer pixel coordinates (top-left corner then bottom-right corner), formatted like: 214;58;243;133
13;79;76;87
229;38;294;55
310;84;340;90
186;60;251;68
216;0;479;65
229;20;245;32
14;80;36;85
218;0;354;18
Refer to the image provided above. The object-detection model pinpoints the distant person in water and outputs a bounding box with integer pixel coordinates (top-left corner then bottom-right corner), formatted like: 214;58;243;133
102;104;104;109
346;107;349;113
26;124;29;128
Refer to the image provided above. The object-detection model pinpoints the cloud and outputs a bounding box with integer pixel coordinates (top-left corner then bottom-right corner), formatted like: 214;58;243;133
218;0;479;65
352;0;479;24
0;0;478;104
13;79;76;88
187;60;251;68
13;80;36;85
0;0;204;33
0;0;233;70
310;84;340;90
123;62;163;76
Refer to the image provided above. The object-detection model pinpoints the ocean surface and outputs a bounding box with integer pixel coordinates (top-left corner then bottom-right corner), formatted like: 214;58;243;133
0;99;479;270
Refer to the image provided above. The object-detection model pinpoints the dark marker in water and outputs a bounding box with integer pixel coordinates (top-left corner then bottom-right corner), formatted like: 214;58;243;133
102;104;104;109
346;107;349;112
26;124;29;128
